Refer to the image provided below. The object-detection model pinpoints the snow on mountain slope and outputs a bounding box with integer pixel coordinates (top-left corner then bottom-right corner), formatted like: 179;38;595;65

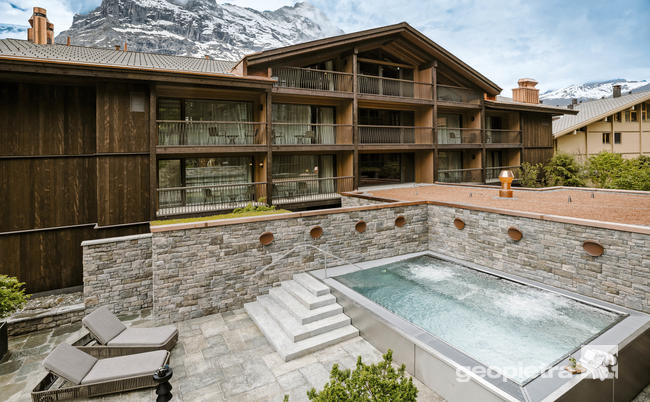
540;79;650;106
55;0;344;61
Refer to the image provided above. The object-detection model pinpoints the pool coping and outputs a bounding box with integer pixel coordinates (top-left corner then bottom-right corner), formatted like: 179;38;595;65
311;251;650;402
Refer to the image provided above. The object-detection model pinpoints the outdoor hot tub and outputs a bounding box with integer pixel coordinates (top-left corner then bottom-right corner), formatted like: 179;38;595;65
312;252;650;402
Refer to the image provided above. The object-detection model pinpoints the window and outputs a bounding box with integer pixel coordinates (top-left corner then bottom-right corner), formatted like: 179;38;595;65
642;103;649;121
272;104;336;144
626;107;638;122
613;112;621;122
614;132;621;144
602;133;610;144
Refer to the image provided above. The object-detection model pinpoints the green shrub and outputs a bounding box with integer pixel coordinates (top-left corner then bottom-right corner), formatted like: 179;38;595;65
232;202;277;214
307;349;418;401
518;162;544;188
610;156;650;191
0;275;29;319
544;153;585;187
586;152;625;188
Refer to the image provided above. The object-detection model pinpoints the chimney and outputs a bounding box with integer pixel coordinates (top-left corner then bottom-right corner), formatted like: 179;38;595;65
613;84;621;98
66;36;70;46
124;41;127;52
114;45;121;50
512;78;539;104
27;7;54;45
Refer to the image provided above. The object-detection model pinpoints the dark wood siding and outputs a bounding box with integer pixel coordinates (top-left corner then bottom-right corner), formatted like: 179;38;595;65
0;80;152;293
521;112;554;165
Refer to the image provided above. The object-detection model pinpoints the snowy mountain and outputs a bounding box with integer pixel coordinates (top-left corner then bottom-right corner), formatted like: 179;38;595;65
540;79;650;106
0;23;28;39
55;0;343;60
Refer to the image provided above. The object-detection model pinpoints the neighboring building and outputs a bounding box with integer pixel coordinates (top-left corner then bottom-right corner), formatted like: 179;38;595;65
0;8;574;292
553;85;650;160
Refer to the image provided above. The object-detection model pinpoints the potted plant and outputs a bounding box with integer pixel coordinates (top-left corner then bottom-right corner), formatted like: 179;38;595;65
0;275;29;359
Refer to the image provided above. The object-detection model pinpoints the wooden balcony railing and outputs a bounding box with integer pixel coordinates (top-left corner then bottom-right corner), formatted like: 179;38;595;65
436;84;482;104
156;182;267;216
485;166;521;182
484;130;522;144
157;121;265;146
437;128;482;145
437;168;483;183
358;75;433;99
359;125;433;144
273;67;353;92
272;123;353;145
272;176;354;205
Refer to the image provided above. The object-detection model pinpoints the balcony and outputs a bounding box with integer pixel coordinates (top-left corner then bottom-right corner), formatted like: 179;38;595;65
157;121;265;146
272;123;353;145
484;130;522;145
156;182;267;217
272;176;354;206
437;85;482;104
359;125;433;144
485;165;521;183
273;67;353;92
437;168;482;183
358;75;433;100
437;128;482;145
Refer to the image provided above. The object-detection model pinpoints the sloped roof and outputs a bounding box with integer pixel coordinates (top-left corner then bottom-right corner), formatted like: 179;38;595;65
242;22;502;95
553;91;650;137
0;38;237;75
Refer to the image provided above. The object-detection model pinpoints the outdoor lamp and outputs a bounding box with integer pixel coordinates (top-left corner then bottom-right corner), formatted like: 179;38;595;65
498;169;514;198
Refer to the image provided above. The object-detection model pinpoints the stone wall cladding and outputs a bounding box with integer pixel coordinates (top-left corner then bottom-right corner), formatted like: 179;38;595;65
152;205;429;322
427;204;650;313
7;304;85;336
340;195;392;207
82;234;153;315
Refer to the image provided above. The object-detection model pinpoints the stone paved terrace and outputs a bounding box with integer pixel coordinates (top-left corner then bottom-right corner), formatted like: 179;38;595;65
359;184;650;226
1;308;444;402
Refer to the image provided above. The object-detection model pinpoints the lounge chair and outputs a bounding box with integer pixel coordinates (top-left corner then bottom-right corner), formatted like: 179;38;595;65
31;343;169;402
72;306;178;358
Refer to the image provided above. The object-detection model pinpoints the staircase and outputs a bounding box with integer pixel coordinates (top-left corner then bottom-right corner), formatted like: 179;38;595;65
245;272;358;361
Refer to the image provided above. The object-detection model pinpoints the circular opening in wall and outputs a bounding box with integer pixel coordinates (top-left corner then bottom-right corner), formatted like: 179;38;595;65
507;227;523;242
453;218;465;230
259;232;274;246
395;216;406;227
583;240;604;257
355;220;367;233
310;226;323;239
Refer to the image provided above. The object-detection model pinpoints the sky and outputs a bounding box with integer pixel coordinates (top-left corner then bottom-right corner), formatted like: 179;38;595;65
1;0;649;92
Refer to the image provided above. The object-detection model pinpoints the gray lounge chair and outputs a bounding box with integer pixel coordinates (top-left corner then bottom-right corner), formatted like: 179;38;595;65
31;343;169;401
72;306;178;357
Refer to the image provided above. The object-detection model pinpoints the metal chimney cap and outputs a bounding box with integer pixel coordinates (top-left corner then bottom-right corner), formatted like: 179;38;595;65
499;169;515;179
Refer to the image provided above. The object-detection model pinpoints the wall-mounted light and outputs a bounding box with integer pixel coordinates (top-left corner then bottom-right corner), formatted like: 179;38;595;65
258;162;264;168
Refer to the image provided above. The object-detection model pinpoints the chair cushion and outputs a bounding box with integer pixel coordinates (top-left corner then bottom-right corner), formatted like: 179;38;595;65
82;306;126;344
43;344;97;385
81;350;168;385
107;325;178;347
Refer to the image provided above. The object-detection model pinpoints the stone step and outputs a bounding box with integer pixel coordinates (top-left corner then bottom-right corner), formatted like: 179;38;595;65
281;280;336;309
244;301;358;361
269;287;342;325
257;294;350;342
293;272;330;297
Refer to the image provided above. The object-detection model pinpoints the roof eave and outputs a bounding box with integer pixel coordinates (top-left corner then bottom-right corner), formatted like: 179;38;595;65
485;100;578;115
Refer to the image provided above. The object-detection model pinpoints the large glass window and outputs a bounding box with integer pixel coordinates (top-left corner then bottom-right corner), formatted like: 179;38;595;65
359;153;414;186
272;154;335;180
272;104;335;144
184;157;252;186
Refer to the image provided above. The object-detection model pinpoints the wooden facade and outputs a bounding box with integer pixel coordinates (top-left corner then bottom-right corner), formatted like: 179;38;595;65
0;23;573;292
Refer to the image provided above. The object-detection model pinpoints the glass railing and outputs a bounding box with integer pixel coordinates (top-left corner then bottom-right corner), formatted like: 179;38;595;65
358;75;433;99
437;85;482;104
157;182;267;216
271;123;353;145
157;121;265;146
485;166;521;182
273;67;353;92
484;130;522;144
437;168;483;183
359;125;433;144
437;128;482;145
272;176;354;205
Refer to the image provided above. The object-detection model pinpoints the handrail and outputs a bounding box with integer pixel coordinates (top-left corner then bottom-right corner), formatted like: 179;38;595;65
275;66;353;76
254;244;364;278
156;120;263;124
357;73;432;86
157;181;267;192
437;168;482;172
272;122;352;127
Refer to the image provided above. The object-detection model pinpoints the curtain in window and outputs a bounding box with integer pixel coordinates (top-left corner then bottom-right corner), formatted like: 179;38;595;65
272;104;312;144
318;107;335;144
183;100;253;145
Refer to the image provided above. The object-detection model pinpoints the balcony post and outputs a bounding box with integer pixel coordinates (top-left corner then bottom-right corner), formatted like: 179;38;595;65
265;89;273;205
149;84;158;219
480;99;487;184
432;61;438;182
352;47;359;190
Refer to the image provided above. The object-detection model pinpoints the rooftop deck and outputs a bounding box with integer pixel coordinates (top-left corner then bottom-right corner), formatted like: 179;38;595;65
359;184;650;227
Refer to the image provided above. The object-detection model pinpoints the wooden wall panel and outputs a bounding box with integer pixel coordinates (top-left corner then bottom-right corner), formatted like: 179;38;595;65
521;112;553;148
0;82;96;156
96;83;149;153
1;157;97;232
97;155;150;226
522;148;553;165
0;225;148;293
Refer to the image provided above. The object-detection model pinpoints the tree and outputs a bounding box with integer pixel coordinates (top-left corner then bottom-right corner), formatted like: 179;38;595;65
518;162;543;188
544;153;585;187
586;152;625;188
307;350;418;402
610;156;650;191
